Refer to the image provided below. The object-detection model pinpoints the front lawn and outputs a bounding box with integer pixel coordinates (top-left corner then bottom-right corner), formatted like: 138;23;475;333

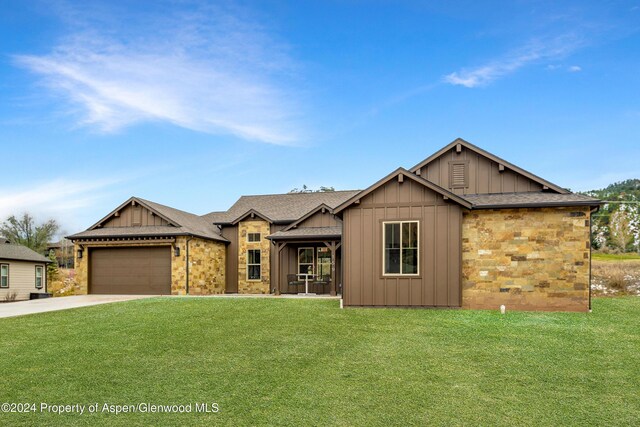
1;297;639;426
592;252;640;262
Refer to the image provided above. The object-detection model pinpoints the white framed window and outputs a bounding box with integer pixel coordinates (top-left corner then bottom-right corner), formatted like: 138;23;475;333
35;265;44;289
298;248;314;274
247;232;261;243
0;264;8;288
383;221;419;276
317;247;331;280
247;249;261;280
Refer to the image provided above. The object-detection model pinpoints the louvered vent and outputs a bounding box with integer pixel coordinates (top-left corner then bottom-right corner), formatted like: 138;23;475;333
450;162;467;188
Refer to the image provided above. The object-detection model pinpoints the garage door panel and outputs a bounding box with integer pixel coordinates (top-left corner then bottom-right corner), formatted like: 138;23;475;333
90;247;171;295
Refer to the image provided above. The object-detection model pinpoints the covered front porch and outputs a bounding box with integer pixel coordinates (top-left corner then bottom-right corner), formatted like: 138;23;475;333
269;228;342;296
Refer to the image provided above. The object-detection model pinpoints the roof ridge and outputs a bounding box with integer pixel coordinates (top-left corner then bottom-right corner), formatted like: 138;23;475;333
136;197;201;218
237;189;361;198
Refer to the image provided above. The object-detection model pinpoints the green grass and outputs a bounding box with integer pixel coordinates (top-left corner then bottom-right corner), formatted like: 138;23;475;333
1;298;639;426
593;252;640;261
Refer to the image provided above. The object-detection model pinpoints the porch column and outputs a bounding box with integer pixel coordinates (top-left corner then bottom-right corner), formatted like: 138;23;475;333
324;241;337;296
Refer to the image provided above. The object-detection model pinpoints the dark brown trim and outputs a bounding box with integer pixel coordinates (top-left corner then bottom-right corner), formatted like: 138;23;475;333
282;204;333;231
409;138;569;194
70;233;228;244
267;234;342;241
0;263;9;288
35;264;44;289
333;167;473;214
470;201;601;209
230;209;274;225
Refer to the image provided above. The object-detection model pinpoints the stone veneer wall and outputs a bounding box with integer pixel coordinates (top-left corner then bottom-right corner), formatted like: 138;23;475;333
237;219;271;294
172;236;226;295
462;207;591;312
73;244;88;295
73;237;225;295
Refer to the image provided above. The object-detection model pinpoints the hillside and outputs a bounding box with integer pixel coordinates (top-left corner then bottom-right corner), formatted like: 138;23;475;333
581;179;640;252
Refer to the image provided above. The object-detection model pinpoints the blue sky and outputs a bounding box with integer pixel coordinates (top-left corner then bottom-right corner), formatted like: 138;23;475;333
1;0;639;236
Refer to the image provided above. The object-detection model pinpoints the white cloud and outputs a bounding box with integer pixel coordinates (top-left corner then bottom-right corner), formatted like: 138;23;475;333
568;65;582;72
14;3;302;145
444;35;584;88
0;178;122;235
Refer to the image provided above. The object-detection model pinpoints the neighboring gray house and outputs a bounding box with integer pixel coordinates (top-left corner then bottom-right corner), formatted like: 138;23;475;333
0;239;51;301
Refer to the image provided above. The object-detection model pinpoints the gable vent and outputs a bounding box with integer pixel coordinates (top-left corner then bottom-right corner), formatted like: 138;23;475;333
449;162;468;189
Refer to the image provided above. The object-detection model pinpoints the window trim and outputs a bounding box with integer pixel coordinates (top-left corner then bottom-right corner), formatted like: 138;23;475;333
247;232;261;243
317;247;332;279
35;265;44;289
382;220;420;277
246;249;261;281
0;263;9;288
298;247;315;275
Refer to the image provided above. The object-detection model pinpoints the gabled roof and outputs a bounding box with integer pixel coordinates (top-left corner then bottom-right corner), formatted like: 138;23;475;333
204;190;361;224
333;168;473;214
230;209;274;225
409;138;569;194
282;204;333;231
68;197;228;243
86;196;179;229
0;242;51;263
464;192;601;209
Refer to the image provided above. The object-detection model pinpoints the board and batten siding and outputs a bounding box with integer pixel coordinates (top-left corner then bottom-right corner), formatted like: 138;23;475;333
102;204;171;228
416;145;544;195
296;210;340;228
342;178;462;307
0;260;46;301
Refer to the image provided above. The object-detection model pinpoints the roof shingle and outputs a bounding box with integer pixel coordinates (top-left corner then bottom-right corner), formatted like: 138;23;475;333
268;226;342;240
203;190;361;224
68;197;228;242
464;192;600;209
0;243;51;263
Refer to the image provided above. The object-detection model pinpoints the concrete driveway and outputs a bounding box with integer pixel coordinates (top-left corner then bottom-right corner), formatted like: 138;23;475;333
0;295;155;319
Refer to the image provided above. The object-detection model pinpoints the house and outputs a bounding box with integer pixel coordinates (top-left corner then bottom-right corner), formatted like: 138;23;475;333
0;238;51;301
68;138;600;311
46;239;75;268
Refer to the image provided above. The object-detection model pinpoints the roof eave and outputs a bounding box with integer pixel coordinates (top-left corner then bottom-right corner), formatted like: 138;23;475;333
267;234;342;241
471;200;602;210
68;231;229;244
230;209;274;225
0;256;51;264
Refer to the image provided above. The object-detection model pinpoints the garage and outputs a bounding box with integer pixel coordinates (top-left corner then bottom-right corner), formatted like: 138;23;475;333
89;247;171;295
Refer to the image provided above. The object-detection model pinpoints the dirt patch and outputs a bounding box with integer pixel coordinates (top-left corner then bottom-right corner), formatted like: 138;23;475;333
48;269;82;297
592;260;640;296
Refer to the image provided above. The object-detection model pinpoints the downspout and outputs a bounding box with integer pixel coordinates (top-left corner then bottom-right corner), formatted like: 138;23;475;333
589;205;600;312
186;237;193;295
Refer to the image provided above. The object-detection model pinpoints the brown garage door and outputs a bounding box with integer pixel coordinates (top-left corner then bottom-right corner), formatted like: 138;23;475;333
90;247;171;295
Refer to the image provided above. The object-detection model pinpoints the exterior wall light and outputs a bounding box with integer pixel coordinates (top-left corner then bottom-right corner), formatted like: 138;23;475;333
174;246;180;257
77;248;83;259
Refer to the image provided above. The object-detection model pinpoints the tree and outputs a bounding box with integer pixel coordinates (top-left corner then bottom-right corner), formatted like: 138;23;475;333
609;206;635;252
0;213;59;254
47;250;59;283
289;185;335;193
